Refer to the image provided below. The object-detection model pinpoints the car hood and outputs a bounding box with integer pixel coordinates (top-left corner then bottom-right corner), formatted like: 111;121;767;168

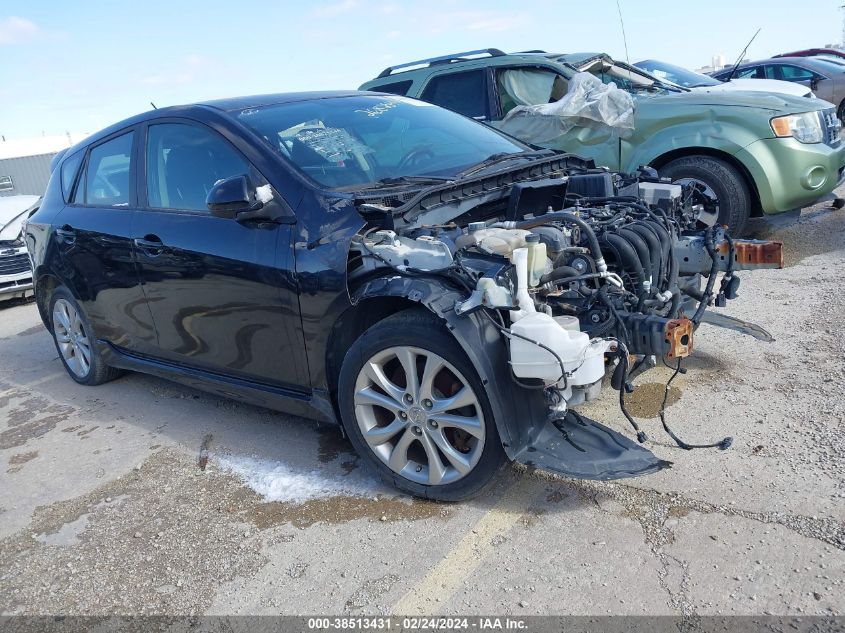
0;195;40;242
692;78;813;98
636;89;832;113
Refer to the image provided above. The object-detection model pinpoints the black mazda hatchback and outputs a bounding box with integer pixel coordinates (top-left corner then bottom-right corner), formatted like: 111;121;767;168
26;91;769;499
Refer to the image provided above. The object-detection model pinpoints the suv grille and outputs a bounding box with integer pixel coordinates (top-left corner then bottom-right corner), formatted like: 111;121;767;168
0;253;31;276
821;108;841;147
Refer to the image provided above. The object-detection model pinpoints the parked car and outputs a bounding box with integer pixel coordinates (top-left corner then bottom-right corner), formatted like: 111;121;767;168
360;49;845;234
0;194;40;300
774;48;845;61
711;57;845;120
26;91;782;499
634;59;812;97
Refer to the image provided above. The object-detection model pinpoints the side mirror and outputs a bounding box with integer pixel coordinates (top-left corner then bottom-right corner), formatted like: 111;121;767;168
207;174;271;220
810;77;820;91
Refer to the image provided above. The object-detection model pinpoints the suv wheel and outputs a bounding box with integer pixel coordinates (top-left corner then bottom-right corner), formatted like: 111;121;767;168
660;155;752;235
338;310;506;500
50;287;122;386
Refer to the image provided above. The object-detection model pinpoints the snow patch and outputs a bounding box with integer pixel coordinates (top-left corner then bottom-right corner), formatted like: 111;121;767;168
216;454;383;504
255;184;274;204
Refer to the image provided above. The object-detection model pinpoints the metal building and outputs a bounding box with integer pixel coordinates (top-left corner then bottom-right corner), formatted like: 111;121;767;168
0;134;88;197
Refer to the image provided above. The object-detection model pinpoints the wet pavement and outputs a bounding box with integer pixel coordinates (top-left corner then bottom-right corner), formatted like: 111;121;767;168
1;195;844;617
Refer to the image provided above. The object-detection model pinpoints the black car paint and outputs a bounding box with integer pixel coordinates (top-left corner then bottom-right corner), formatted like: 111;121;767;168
26;91;666;480
25;92;541;434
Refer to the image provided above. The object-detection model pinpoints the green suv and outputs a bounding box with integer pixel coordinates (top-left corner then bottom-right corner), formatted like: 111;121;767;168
360;49;845;233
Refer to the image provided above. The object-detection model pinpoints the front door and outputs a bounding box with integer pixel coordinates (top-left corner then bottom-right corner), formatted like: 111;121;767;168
487;66;621;170
132;120;307;389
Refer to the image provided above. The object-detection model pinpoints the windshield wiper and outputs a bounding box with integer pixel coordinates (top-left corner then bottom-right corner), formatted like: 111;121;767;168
457;150;554;178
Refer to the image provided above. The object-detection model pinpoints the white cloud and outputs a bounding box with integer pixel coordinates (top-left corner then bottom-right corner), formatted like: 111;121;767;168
0;16;41;45
310;0;358;18
426;10;531;35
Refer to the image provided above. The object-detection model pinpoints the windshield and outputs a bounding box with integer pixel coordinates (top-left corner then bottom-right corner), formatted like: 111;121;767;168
235;95;528;190
562;55;684;93
634;59;720;88
808;58;845;73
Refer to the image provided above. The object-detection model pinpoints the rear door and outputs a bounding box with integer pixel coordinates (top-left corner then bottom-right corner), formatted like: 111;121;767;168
775;64;834;101
132;119;307;389
53;129;156;352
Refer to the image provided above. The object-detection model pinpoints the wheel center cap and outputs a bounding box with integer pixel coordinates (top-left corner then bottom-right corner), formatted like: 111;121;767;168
408;406;426;425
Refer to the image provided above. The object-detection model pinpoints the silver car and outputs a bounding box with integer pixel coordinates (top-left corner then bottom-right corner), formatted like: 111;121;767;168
0;195;39;299
713;56;845;120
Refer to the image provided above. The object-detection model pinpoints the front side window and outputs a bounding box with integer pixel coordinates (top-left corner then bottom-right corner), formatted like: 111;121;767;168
85;132;134;207
146;123;251;212
0;176;13;192
236;95;527;190
735;66;762;79
497;68;568;116
420;70;488;119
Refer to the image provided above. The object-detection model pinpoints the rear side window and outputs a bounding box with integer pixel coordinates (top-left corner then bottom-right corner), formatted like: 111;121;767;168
84;132;134;207
368;80;413;96
60;150;84;201
779;65;815;81
420;70;488;119
146;123;251;212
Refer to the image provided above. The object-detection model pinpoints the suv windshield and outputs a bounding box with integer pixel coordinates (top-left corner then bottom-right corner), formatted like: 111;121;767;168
235;95;528;190
634;60;720;88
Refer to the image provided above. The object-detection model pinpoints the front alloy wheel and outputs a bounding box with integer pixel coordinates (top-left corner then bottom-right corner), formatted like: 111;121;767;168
353;346;486;486
337;309;505;500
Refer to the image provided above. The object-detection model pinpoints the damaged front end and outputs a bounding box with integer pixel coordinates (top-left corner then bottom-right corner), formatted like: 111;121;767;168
345;161;782;481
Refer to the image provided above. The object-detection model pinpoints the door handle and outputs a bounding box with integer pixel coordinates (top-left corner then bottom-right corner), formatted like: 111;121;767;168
134;235;164;256
56;225;76;245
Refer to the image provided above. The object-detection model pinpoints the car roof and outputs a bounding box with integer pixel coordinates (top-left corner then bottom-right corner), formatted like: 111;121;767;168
367;49;570;82
55;90;376;163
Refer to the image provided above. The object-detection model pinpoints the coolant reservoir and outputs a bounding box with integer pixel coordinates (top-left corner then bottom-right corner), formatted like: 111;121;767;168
455;228;531;258
525;234;547;287
553;315;581;331
510;313;607;386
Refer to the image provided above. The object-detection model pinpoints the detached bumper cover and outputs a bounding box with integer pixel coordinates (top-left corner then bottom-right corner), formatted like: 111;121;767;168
515;412;671;480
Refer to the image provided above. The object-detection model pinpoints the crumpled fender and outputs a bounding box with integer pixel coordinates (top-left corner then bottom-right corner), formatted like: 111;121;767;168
351;275;670;481
351;275;548;459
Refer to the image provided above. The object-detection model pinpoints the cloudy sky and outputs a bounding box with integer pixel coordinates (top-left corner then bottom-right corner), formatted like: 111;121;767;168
1;0;842;138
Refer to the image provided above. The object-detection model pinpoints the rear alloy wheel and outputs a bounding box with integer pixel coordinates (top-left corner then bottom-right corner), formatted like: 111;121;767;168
49;287;122;386
53;298;92;379
338;310;505;500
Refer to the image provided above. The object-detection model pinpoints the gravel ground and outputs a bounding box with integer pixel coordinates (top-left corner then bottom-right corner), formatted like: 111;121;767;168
0;193;843;618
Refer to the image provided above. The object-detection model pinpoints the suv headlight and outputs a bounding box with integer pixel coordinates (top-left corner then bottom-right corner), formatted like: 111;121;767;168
771;112;823;144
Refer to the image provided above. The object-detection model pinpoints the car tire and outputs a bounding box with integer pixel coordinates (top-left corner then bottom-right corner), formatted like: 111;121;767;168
49;287;122;386
660;155;752;236
337;309;506;501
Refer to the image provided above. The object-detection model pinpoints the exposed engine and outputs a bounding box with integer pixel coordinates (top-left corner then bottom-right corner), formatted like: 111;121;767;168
348;167;782;450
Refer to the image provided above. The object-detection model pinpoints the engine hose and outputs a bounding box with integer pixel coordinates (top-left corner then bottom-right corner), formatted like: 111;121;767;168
496;212;606;271
617;228;654;291
539;265;581;286
629;223;664;292
691;227;719;326
602;233;646;300
643;219;680;310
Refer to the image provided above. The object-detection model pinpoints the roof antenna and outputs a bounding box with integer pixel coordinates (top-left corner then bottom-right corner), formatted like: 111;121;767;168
150;101;157;109
725;28;761;81
616;0;630;65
